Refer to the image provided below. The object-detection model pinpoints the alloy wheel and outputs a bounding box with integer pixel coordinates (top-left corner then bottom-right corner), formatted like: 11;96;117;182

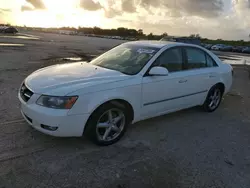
208;88;221;110
96;108;126;142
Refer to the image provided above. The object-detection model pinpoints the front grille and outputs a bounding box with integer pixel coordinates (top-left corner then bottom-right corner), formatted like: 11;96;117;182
20;83;33;102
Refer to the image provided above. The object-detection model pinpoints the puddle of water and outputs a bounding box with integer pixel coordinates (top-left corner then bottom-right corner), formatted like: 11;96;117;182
223;59;250;65
215;52;250;65
0;36;39;40
45;57;84;63
0;43;24;46
219;56;241;61
62;57;82;61
44;54;97;64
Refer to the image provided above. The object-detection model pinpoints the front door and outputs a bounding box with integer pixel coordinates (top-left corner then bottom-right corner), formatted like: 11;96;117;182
141;47;191;119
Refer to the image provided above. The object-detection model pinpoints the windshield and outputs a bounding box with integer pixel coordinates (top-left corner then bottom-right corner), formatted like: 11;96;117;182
90;44;159;75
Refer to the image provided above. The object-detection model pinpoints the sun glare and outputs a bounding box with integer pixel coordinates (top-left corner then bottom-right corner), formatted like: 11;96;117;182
18;0;103;28
43;0;77;13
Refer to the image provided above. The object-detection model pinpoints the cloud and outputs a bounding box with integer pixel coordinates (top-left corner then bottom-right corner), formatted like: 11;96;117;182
139;0;224;18
233;0;250;11
0;8;11;16
26;0;46;9
80;0;103;11
121;0;137;13
104;0;137;18
232;0;250;29
0;8;11;12
180;0;224;18
118;14;246;40
140;0;161;8
103;0;122;18
21;5;34;11
233;0;250;8
102;0;224;19
104;8;122;18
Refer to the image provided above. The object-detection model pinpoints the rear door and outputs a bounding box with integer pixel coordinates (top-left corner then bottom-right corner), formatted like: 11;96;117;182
182;47;219;106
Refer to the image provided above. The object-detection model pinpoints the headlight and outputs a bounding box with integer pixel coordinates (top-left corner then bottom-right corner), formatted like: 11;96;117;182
36;95;78;109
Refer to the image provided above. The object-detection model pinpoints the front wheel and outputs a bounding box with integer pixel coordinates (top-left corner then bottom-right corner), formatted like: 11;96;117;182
85;103;129;146
203;86;223;112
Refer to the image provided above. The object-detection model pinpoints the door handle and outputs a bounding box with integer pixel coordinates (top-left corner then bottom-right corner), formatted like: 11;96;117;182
179;79;187;83
209;75;216;78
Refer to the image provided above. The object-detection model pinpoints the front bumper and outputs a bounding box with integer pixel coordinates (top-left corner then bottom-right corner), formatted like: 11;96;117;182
19;93;90;137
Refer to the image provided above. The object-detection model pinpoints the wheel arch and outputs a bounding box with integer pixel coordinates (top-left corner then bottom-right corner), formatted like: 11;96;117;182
215;82;225;94
202;82;225;112
83;98;135;134
202;82;225;105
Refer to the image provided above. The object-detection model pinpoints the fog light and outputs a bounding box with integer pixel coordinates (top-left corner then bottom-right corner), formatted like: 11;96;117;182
41;124;58;131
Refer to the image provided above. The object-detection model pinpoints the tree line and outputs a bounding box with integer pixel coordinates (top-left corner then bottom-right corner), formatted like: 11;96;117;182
21;25;250;46
48;26;168;40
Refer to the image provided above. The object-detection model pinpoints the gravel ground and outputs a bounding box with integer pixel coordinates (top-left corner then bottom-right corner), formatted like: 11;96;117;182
0;32;250;188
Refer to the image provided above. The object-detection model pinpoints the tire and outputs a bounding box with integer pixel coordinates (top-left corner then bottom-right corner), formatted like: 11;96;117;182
203;85;223;112
85;103;129;146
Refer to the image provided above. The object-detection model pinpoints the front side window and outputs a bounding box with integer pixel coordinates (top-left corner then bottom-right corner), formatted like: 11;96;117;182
91;44;159;75
153;48;183;72
186;48;206;70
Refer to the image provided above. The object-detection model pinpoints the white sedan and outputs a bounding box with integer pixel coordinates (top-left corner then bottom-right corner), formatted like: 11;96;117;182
19;41;233;145
211;44;225;51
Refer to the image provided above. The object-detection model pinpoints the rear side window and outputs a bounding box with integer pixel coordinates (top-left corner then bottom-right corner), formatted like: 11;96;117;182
185;47;218;70
186;48;206;69
153;48;183;72
206;54;218;67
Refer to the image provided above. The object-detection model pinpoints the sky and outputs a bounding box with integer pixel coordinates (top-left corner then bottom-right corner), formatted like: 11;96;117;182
0;0;250;40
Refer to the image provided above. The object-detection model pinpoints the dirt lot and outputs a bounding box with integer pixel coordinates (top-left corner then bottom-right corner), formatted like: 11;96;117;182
0;32;250;188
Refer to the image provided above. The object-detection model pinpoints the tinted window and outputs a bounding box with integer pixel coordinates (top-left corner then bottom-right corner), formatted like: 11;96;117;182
186;48;206;69
206;54;218;67
154;48;183;72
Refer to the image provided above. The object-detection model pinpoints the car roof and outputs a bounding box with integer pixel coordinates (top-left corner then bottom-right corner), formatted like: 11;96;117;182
125;40;201;49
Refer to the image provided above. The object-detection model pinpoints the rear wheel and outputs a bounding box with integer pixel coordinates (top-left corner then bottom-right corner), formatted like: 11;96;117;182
85;103;129;146
203;85;223;112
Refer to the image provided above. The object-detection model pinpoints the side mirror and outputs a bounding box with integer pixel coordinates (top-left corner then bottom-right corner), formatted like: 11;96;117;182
148;66;169;76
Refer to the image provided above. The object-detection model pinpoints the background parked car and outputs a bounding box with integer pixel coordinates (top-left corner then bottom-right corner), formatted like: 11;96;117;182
242;47;250;53
3;27;18;34
204;44;213;50
211;44;232;52
0;26;18;34
232;46;245;53
220;45;232;52
200;43;206;47
211;44;225;51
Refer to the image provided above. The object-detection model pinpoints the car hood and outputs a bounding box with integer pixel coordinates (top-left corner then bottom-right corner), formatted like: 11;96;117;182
25;62;131;96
